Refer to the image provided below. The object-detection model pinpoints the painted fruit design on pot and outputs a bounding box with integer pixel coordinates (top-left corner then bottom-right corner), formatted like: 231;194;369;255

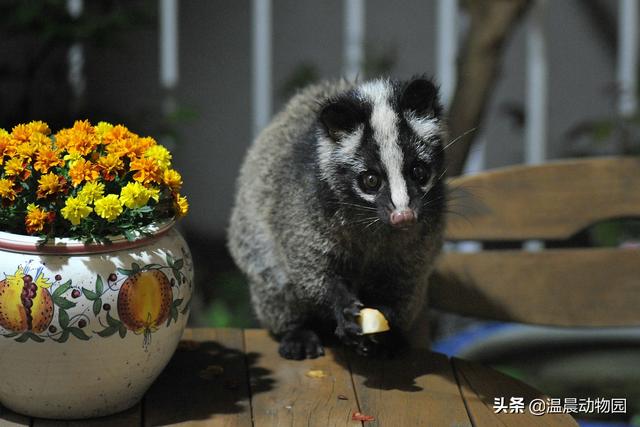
0;266;53;333
117;270;172;343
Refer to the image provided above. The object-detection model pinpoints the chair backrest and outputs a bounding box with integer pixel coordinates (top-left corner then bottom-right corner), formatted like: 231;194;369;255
429;157;640;327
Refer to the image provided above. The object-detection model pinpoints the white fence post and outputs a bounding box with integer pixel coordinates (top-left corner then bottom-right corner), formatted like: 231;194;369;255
524;0;548;252
252;0;273;139
343;0;365;81
67;0;85;110
618;0;639;116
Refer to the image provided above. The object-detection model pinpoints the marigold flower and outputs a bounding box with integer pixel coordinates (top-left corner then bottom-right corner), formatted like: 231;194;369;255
26;121;51;136
94;121;114;138
97;153;124;181
4;157;30;180
61;196;92;225
147;186;160;202
78;181;105;204
163;169;183;191
34;147;64;173
55;120;98;156
37;173;64;199
102;124;132;145
68;158;100;186
130;157;160;185
11;124;32;142
119;182;151;209
25;203;49;234
94;194;123;222
175;194;189;217
144;145;172;170
0;178;16;201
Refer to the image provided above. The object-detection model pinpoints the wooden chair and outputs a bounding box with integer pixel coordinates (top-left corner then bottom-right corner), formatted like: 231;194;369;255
431;156;640;329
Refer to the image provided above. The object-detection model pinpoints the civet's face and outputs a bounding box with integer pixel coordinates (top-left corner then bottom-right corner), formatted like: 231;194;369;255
317;78;446;230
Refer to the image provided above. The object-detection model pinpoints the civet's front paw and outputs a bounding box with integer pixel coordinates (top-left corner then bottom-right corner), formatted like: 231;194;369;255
335;299;364;347
278;329;325;360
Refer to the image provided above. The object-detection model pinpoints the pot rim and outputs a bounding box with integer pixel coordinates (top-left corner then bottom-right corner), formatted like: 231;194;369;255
0;219;175;255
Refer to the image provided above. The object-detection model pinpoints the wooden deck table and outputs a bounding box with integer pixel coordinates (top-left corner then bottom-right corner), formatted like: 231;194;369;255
0;328;577;426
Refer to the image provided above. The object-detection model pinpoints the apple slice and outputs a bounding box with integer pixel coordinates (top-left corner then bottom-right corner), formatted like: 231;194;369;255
358;308;390;334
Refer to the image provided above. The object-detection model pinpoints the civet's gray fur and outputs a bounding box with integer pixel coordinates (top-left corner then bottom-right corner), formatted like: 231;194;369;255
228;77;446;359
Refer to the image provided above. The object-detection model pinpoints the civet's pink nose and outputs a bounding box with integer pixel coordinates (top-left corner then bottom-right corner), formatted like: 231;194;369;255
390;209;417;227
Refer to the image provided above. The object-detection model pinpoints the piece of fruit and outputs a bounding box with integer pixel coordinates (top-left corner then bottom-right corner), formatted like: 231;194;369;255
358;308;390;334
0;266;54;333
117;270;172;336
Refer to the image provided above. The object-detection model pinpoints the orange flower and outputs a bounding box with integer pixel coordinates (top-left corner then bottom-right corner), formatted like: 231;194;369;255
130;157;160;185
34;147;64;173
68;158;99;187
101;124;133;145
10;124;31;142
0;131;16;162
25;204;49;234
4;157;30;180
0;178;16;201
37;173;65;199
97;153;124;181
55;120;98;156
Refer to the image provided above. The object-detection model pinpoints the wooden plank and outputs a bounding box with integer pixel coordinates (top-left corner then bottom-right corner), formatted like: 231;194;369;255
431;248;640;327
348;349;471;426
452;358;578;426
445;157;640;241
244;329;357;427
31;404;141;426
144;328;252;427
0;404;30;426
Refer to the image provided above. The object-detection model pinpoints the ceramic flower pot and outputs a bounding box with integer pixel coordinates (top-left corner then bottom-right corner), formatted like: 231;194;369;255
0;221;193;419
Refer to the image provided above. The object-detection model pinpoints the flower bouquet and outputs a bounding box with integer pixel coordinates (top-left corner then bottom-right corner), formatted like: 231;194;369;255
0;120;188;242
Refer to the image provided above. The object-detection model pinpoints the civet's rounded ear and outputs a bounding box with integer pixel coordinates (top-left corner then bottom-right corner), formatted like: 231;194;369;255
400;78;441;118
320;100;364;141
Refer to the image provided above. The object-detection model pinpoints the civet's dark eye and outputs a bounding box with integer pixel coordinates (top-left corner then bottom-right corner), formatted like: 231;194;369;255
359;171;381;193
411;163;431;186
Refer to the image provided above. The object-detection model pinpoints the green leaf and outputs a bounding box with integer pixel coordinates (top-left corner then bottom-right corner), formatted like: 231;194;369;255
93;298;102;316
118;325;127;338
117;268;133;276
2;332;19;338
106;311;121;328
15;332;45;343
131;262;141;273
53;280;72;298
173;259;184;270
123;229;136;241
54;330;70;343
53;296;76;310
180;297;192;315
95;275;104;295
96;326;118;337
166;253;175;268
82;288;98;300
59;309;70;329
172;298;184;308
68;327;90;341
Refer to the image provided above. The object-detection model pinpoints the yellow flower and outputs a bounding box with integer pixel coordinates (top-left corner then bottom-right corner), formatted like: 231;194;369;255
102;124;133;145
147;186;160;202
130;157;160;185
94;194;123;221
78;181;105;204
0;178;16;201
4;157;29;179
163;169;182;191
144;145;172;170
61;196;92;225
26;121;51;136
94;121;114;138
25;203;49;234
68;158;99;186
37;173;63;199
175;194;189;217
119;182;151;209
34;147;64;173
